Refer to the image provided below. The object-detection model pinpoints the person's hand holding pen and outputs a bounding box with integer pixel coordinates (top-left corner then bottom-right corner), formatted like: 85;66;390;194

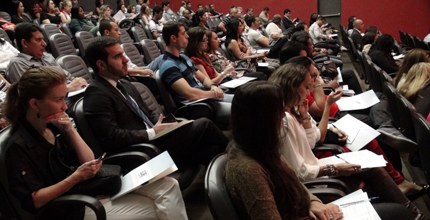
330;124;348;143
334;162;361;176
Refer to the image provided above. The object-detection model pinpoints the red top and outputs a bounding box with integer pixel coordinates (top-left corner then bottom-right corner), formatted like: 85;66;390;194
307;91;339;117
191;55;217;79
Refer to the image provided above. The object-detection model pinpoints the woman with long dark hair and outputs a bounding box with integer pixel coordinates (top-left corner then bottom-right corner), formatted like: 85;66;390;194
225;81;342;220
69;5;96;36
10;1;32;24
368;34;399;74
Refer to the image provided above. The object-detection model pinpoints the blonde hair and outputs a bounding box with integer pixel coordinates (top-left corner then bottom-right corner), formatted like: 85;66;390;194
397;62;430;99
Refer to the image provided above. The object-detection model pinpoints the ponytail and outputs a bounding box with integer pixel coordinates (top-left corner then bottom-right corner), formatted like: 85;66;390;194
4;83;23;125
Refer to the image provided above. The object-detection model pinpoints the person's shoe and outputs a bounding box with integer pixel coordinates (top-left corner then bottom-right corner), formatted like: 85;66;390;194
407;185;430;201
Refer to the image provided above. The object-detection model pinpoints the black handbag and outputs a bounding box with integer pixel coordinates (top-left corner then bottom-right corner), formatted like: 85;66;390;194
49;133;122;197
318;59;338;79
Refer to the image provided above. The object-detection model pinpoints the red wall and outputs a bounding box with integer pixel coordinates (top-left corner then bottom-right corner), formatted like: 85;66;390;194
153;0;430;40
341;0;430;40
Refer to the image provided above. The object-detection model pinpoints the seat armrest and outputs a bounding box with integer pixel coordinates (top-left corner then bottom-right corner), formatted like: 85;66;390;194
175;102;214;120
104;151;151;174
304;178;349;193
128;143;160;158
313;144;345;154
308;188;346;203
38;194;106;220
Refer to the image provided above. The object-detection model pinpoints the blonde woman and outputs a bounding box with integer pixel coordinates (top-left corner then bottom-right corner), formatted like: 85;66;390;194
98;5;114;22
397;62;430;116
59;0;72;24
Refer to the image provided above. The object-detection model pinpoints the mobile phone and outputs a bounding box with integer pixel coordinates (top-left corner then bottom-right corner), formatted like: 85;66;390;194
97;152;107;161
162;114;177;123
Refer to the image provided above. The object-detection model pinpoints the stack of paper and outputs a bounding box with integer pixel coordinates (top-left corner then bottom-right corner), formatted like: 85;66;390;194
332;190;381;220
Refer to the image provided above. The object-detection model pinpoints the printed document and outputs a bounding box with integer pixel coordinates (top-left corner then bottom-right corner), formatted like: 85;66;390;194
332;114;380;151
318;150;387;169
332;190;381;220
112;151;178;200
336;90;380;111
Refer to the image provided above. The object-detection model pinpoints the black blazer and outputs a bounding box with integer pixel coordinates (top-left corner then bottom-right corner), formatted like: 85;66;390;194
350;29;363;51
83;76;159;153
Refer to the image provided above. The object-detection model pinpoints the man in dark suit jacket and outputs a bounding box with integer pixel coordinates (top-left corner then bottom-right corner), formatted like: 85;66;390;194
282;9;295;31
350;19;364;51
83;36;228;168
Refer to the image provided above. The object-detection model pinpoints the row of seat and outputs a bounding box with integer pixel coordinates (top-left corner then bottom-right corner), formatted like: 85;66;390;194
399;31;430;51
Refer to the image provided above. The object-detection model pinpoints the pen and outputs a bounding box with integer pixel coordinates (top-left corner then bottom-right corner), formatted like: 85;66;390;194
335;155;350;164
339;197;379;207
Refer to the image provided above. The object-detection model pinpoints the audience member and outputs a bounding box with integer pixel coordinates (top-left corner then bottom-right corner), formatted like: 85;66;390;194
217;7;240;33
208;4;220;16
94;0;104;17
6;23;87;92
191;9;209;30
225;18;263;61
178;0;187;16
140;5;151;26
3;65;188;219
394;48;430;86
149;5;164;38
268;60;427;219
98;4;114;22
99;20;153;77
258;7;269;26
245;15;269;48
397;62;430;116
350;18;364;51
369;34;399;74
346;15;356;35
0;38;19;72
309;15;340;55
161;1;176;23
282;8;296;31
178;9;192;30
225;81;343;220
186;27;235;85
205;29;266;81
160;22;230;104
265;14;284;46
40;0;62;24
361;32;377;55
69;5;96;36
309;12;318;28
83;36;228;168
10;1;32;24
30;2;43;21
59;0;72;24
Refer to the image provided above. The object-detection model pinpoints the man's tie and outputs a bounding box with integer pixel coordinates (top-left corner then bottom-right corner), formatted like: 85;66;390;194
116;82;154;127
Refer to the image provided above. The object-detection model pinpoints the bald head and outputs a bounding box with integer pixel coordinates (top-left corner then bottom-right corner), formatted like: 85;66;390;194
353;19;364;31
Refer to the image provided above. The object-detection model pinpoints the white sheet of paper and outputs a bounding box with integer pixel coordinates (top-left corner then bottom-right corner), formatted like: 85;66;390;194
332;114;380;151
68;87;87;97
319;150;387;169
220;76;257;89
393;54;405;60
336;90;380;111
111;151;178;200
332;190;381;220
335;67;343;83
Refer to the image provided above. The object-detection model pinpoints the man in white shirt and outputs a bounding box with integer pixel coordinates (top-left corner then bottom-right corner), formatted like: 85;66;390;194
245;15;269;48
149;5;164;38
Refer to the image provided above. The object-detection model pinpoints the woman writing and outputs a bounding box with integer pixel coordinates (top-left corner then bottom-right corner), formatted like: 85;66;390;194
4;66;188;219
268;60;426;219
